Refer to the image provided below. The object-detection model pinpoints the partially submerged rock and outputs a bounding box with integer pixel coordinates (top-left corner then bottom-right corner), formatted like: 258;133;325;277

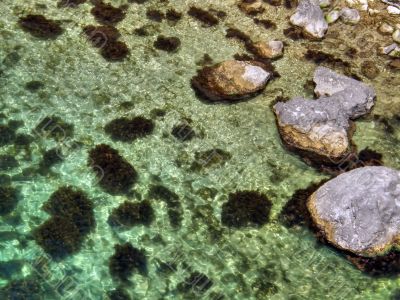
290;0;328;38
273;67;375;165
308;166;400;257
192;60;272;102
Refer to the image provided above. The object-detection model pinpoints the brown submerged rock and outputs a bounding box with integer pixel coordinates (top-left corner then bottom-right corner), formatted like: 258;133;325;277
191;60;272;102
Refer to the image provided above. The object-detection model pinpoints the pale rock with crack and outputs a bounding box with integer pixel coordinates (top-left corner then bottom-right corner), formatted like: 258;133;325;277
308;166;400;257
290;0;329;38
273;67;375;164
191;60;272;101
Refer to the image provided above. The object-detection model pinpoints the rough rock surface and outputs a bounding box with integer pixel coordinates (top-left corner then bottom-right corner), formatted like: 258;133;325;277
273;67;375;163
290;0;328;38
252;40;284;59
192;60;272;101
308;166;400;257
313;66;375;117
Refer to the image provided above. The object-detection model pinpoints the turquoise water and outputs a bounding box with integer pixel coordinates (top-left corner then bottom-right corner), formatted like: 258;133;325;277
1;0;400;299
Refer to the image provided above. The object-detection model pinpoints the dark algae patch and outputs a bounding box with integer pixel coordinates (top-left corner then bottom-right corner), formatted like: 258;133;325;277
109;243;147;281
0;278;41;300
148;185;183;228
42;186;95;235
18;15;63;39
83;25;121;48
0;186;19;216
91;2;126;25
177;272;213;295
154;36;181;52
38;148;63;174
58;0;86;7
88;144;137;195
166;9;183;22
221;191;272;228
104;117;154;142
108;200;154;228
35;115;74;141
33;186;94;259
190;148;231;171
188;6;219;27
0;155;19;171
146;9;165;22
34;216;82;259
107;287;131;300
171;123;195;141
100;41;130;61
279;181;326;228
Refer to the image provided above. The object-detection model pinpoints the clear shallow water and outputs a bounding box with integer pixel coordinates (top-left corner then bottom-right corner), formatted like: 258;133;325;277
0;0;400;299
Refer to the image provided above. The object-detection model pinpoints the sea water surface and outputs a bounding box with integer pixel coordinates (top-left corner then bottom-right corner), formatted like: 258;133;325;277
1;0;400;299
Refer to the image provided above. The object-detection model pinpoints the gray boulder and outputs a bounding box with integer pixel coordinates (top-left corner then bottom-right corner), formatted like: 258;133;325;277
273;67;375;163
313;66;376;118
290;0;329;38
308;166;400;257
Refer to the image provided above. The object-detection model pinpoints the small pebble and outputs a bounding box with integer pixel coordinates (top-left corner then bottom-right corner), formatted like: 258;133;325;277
326;10;340;24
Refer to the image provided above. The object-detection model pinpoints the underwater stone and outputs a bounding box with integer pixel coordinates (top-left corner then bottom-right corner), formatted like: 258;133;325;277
18;15;63;39
191;60;271;102
308;166;400;257
109;243;147;280
88;144;137;195
290;0;328;38
221;191;272;228
340;8;361;24
274;66;375;164
251;40;284;59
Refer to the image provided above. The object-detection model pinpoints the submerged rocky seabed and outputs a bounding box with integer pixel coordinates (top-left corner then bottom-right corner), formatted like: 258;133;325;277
0;0;400;299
